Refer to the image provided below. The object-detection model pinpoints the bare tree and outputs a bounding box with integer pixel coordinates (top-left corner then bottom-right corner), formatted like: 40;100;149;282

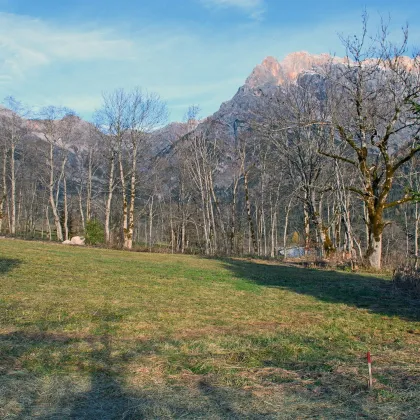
38;106;76;241
261;79;333;257
321;16;420;268
0;97;29;235
97;88;167;249
183;108;221;255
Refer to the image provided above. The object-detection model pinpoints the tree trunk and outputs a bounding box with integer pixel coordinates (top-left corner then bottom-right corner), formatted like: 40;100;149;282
10;143;16;235
208;182;217;254
149;195;154;252
179;179;186;253
125;146;137;250
46;205;52;240
16;187;22;235
169;197;174;254
63;177;69;241
86;148;93;222
0;149;6;233
283;198;292;261
304;203;310;255
198;173;211;255
313;192;327;258
314;213;326;258
78;187;85;232
105;152;115;245
119;150;129;248
415;202;419;268
404;206;410;260
181;214;186;253
364;202;369;250
48;144;63;242
209;172;226;253
367;233;382;270
230;177;239;255
244;170;258;254
270;204;276;258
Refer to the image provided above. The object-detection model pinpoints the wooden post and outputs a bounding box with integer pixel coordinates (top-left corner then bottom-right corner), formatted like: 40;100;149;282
367;352;373;389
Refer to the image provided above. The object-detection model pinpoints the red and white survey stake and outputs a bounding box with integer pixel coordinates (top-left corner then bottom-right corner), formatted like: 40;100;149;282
367;352;373;389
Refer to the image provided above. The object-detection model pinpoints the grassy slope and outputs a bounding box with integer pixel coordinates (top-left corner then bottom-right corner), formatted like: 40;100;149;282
0;239;419;419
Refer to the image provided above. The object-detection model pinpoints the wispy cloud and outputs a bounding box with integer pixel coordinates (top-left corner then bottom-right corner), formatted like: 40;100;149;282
0;12;134;83
199;0;265;20
0;9;371;121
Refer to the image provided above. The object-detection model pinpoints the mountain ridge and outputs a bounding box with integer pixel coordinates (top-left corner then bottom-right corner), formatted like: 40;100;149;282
1;51;418;152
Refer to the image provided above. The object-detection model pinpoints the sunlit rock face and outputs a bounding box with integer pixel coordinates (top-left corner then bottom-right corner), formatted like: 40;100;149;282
245;51;418;89
245;52;340;88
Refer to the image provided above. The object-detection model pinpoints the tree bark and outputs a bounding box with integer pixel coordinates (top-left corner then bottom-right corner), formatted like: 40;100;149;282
86;148;93;222
63;177;69;241
244;170;258;254
78;187;85;232
283;198;293;261
46;205;52;240
125;144;137;250
118;149;129;248
367;233;382;270
415;202;419;268
10;142;16;235
304;202;310;255
0;149;6;233
48;144;63;241
148;195;154;252
105;152;115;245
230;176;239;255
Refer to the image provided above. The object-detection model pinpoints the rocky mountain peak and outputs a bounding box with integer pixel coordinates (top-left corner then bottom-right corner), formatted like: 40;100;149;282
246;51;337;88
260;56;281;73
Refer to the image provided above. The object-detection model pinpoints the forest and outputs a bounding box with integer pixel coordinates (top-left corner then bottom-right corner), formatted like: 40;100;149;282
1;20;419;270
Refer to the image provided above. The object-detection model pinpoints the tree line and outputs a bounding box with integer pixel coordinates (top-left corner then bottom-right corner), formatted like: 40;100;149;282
0;19;419;270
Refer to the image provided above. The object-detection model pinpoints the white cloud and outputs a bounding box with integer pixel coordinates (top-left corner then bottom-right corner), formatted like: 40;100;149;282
0;12;134;83
199;0;265;20
0;9;348;120
2;8;403;122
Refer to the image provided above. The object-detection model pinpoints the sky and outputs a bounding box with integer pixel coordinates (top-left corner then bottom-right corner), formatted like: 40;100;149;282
0;0;419;122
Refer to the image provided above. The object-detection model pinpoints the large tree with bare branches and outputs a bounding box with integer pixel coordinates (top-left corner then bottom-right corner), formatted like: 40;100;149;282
321;16;420;269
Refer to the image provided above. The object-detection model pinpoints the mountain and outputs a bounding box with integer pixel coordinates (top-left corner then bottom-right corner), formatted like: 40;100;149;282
2;51;417;157
245;52;337;88
27;115;98;152
193;52;333;140
192;51;417;146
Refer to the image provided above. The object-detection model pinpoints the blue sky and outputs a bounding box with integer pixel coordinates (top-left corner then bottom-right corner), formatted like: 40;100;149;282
0;0;419;122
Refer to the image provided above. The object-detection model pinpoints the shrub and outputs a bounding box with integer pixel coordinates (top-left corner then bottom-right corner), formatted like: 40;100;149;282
392;265;420;297
84;219;105;246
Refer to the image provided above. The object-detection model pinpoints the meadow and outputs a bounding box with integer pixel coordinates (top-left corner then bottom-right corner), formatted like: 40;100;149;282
1;239;419;419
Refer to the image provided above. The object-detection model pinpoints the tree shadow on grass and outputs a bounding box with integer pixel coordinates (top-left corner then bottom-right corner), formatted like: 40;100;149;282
220;259;420;321
1;312;419;418
0;258;21;275
2;327;418;419
0;320;251;419
0;329;258;419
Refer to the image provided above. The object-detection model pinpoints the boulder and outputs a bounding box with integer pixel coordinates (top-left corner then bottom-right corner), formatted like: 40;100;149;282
70;236;85;246
62;240;71;245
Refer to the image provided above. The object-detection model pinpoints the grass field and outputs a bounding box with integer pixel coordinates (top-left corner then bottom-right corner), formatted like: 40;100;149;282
1;239;419;419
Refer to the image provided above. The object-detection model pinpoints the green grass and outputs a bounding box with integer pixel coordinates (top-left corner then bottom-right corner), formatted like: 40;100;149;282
1;239;419;419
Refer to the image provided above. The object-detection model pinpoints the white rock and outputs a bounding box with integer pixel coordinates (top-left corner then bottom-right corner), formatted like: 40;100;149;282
62;240;71;245
70;236;85;246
